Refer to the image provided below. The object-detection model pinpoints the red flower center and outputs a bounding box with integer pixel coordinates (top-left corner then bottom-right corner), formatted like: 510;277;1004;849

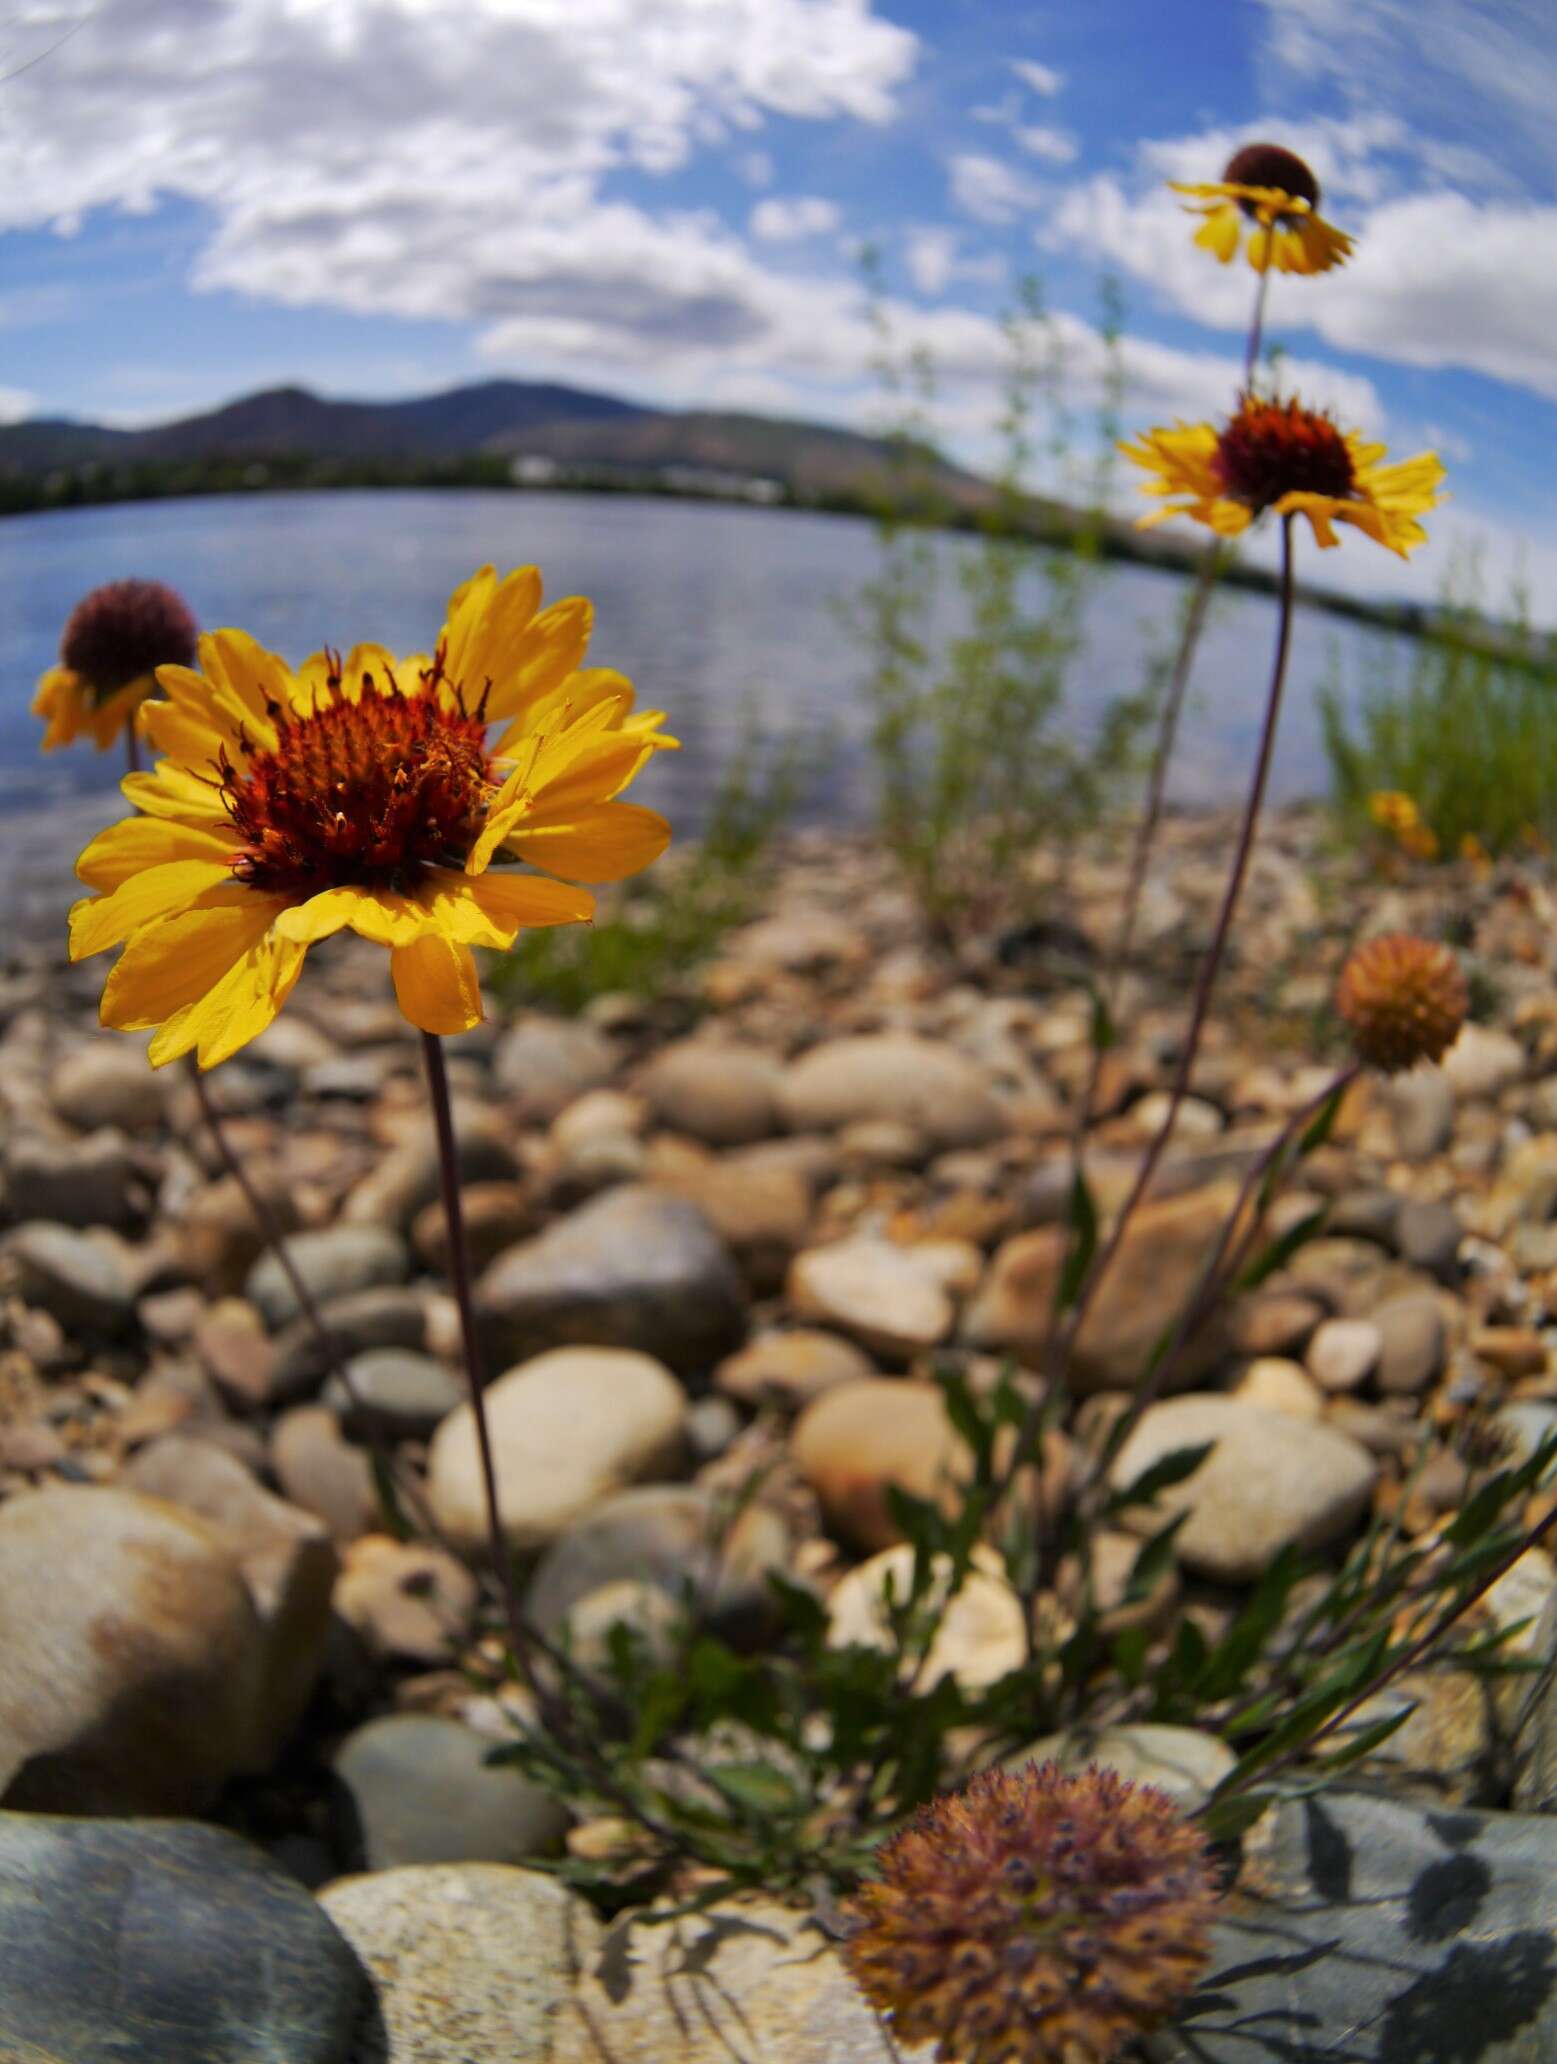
1222;142;1321;218
1213;395;1356;512
221;654;496;894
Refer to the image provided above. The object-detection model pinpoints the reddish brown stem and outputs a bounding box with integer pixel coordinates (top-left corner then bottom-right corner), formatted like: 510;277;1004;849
1046;516;1297;1387
421;1030;531;1678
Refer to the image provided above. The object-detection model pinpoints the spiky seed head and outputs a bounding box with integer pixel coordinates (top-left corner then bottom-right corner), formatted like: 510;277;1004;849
842;1760;1219;2064
1335;933;1468;1074
61;579;198;703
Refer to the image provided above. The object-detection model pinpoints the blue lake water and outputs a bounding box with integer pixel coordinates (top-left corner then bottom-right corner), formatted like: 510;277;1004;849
0;488;1411;835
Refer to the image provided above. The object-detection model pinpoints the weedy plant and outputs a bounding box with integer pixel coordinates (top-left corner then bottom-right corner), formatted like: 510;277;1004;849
853;271;1158;946
1323;552;1557;863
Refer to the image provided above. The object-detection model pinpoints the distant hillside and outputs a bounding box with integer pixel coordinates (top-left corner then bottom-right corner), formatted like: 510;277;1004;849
0;377;984;508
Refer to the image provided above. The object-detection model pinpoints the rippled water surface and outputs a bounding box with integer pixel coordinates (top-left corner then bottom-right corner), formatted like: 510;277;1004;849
1;488;1413;833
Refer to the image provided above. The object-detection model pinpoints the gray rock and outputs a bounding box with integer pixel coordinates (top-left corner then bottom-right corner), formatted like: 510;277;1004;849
0;1812;367;2064
1388;1067;1455;1160
319;1862;601;2064
1306;1317;1383;1393
1375;1291;1448;1394
526;1483;789;1641
334;1715;568;1870
270;1286;429;1401
49;1041;167;1132
1442;1022;1525;1100
474;1184;746;1378
788;1237;953;1361
493;1014;620;1121
247;1228;410;1333
1109;1396;1377;1585
1493;1401;1557;1475
1012;1723;1234;1811
3;1129;144;1230
1395;1197;1463;1279
639;1040;783;1146
0;1485;262;1813
1149;1791;1557;2064
341;1117;517;1232
272;1407;379;1542
427;1347;689;1554
325;1349;464;1439
4;1220;136;1335
779;1032;1006;1149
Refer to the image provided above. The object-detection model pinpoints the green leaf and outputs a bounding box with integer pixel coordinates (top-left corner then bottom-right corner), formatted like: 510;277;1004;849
1089;985;1116;1053
1236;1208;1329;1292
1108;1442;1214;1515
1443;1468;1521;1548
1197;1790;1273;1842
1112;1625;1150;1687
937;1367;994;1478
1299;1081;1348;1154
1125;1512;1189;1600
1056;1168;1099;1312
704;1760;801;1818
1196;1546;1303;1703
368;1448;414;1542
1316;1703;1416;1771
767;1572;828;1645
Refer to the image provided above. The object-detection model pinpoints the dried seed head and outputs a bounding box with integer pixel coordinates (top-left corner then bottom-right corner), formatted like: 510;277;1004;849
842;1761;1219;2064
61;579;198;703
1335;933;1468;1073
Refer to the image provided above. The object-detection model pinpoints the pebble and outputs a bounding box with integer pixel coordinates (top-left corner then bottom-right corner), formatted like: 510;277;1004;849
714;1327;876;1410
1109;1395;1377;1585
1441;1022;1524;1100
269;1285;429;1400
826;1544;1026;1690
788;1237;953;1361
1011;1723;1234;1811
474;1183;747;1379
779;1032;1006;1149
410;1182;535;1273
1387;1066;1455;1160
639;1039;783;1145
1233;1356;1324;1419
320;1863;601;2064
246;1227;410;1332
271;1406;379;1542
4;1220;136;1335
492;1014;620;1120
428;1346;688;1554
334;1535;480;1664
0;1485;262;1813
3;1128;144;1230
1306;1316;1383;1393
1394;1196;1463;1279
0;1812;365;2064
1374;1291;1449;1394
334;1714;569;1869
49;1041;167;1132
324;1348;464;1439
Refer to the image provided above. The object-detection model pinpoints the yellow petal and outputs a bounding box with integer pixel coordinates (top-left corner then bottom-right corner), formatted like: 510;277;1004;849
70;860;242;960
1193;204;1242;263
420;867;595;946
101;895;290;1031
76;816;235;893
122;764;230;827
390;933;483;1036
478;596;595;722
147;926;307;1069
271;885;431;946
504;802;671;884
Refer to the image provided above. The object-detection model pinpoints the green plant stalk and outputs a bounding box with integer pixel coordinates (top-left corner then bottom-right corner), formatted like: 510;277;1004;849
421;1029;533;1680
1047;516;1298;1386
1213;1489;1557;1810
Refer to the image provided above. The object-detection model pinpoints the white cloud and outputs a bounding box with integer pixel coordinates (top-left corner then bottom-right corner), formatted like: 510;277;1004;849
737;150;775;188
903;226;1005;297
0;386;35;423
1014;125;1076;165
750;195;841;242
1010;57;1063;97
949;154;1042;226
1052;166;1557;403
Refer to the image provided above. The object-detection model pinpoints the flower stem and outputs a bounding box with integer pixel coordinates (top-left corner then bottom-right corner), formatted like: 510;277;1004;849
1244;261;1273;391
185;1054;442;1547
420;1030;530;1675
124;723;142;778
1047;516;1298;1385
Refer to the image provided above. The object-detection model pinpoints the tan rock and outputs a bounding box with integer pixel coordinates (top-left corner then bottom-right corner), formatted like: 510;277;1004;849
715;1329;876;1410
779;1033;1006;1150
826;1544;1025;1690
788;1239;953;1361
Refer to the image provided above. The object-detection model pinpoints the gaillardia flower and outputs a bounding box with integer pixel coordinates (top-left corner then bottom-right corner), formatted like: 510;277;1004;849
1336;933;1467;1073
69;565;675;1066
843;1761;1218;2064
1171;142;1353;275
1122;393;1444;558
34;579;198;752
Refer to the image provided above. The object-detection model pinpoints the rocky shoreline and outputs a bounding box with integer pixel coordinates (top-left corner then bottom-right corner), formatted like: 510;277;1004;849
5;806;1557;2059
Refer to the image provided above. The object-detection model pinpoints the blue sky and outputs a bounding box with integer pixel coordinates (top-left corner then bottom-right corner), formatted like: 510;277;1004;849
1;0;1554;614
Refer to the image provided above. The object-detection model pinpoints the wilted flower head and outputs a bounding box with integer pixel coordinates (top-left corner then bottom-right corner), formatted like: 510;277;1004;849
1171;142;1353;274
843;1760;1218;2064
1336;933;1468;1073
34;578;198;752
1121;393;1444;560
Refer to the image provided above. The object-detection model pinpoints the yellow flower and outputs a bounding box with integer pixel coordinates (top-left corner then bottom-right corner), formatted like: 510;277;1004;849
69;564;677;1067
34;578;198;753
1171;143;1353;275
1121;393;1444;558
1368;790;1422;835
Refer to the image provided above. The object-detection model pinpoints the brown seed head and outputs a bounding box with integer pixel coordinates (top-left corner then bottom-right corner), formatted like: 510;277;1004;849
1222;142;1322;214
842;1760;1220;2064
1335;933;1468;1073
61;579;198;704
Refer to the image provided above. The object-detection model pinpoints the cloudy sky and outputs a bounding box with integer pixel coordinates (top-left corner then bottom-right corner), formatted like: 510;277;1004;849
0;0;1553;614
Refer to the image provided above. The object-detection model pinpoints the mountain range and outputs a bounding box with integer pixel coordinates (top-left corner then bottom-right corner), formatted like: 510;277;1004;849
0;377;987;508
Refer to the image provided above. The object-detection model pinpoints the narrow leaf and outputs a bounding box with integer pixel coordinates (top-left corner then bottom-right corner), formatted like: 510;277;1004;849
1056;1168;1099;1312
